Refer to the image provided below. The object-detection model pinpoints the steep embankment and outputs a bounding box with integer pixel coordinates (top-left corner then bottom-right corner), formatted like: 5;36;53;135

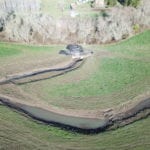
0;104;149;149
0;93;149;133
0;0;150;44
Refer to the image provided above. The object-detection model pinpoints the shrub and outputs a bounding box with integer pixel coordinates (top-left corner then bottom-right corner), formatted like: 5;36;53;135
105;0;117;7
118;0;140;8
130;0;141;7
100;10;109;18
133;24;140;33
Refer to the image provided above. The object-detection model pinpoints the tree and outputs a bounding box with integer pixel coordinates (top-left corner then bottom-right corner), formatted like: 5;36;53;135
118;0;140;7
105;0;117;7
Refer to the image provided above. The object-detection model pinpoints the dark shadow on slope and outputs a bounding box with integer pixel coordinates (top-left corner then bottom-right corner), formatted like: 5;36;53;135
13;59;85;85
0;59;85;85
0;97;149;134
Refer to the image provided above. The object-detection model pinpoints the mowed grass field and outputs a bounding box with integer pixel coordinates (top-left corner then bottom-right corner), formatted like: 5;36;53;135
0;31;150;110
0;43;69;77
0;31;150;149
17;30;150;109
0;105;150;150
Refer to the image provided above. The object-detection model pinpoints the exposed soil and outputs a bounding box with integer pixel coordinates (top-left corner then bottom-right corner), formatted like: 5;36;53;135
0;93;149;133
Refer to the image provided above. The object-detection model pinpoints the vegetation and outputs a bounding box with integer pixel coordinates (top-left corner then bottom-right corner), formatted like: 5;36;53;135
0;27;149;149
0;42;66;79
97;0;141;7
105;0;117;7
133;24;140;33
0;42;55;53
0;45;21;57
46;58;149;97
107;30;150;58
29;30;150;109
0;42;63;56
0;1;149;149
0;31;149;110
118;0;141;7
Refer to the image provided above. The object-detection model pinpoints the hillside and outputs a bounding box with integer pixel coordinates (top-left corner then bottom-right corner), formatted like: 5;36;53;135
0;30;149;132
0;1;149;149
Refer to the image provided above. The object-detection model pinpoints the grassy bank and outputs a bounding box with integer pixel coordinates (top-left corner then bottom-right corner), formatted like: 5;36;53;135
0;30;149;150
0;43;66;77
107;30;150;58
20;30;150;109
0;105;149;150
45;31;150;98
46;58;149;97
0;31;149;109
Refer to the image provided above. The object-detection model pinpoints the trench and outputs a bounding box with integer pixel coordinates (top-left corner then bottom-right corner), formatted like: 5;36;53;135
0;58;85;84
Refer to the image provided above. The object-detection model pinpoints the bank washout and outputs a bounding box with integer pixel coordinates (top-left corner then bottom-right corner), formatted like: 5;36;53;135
0;93;149;134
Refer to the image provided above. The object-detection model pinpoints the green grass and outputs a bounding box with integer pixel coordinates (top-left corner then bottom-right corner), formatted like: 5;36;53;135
45;58;150;97
0;42;65;78
0;45;21;57
106;30;150;58
0;42;64;60
0;42;62;53
35;30;150;109
1;31;149;109
10;30;148;109
0;105;149;150
0;28;149;150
